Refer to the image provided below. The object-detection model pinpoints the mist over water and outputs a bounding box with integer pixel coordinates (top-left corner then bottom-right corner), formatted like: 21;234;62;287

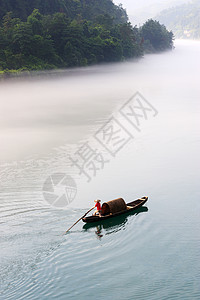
0;40;199;202
0;40;200;299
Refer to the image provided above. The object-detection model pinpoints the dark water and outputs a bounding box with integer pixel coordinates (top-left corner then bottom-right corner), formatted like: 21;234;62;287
0;40;200;299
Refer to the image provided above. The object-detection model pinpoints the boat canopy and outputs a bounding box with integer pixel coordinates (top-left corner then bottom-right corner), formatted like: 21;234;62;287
101;198;127;215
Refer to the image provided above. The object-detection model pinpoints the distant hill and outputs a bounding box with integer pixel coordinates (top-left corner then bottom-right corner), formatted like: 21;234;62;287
156;0;200;39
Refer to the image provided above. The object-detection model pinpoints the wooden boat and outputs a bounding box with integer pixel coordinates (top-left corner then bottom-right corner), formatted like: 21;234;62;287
82;196;148;224
83;206;148;230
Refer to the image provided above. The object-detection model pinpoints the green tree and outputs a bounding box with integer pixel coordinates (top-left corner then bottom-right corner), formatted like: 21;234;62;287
141;19;174;52
12;22;33;55
48;13;70;56
27;8;43;35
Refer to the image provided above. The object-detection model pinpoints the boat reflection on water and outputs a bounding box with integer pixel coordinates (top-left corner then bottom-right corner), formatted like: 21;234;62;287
83;206;148;239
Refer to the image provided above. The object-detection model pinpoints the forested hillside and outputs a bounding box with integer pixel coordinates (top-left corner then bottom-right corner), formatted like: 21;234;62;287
0;0;174;73
156;0;200;39
0;0;127;23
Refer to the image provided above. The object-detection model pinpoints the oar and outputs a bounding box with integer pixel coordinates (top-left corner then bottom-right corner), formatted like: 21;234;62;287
64;207;95;234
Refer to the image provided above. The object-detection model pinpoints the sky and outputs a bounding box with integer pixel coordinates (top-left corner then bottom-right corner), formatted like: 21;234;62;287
115;0;160;11
114;0;188;11
114;0;189;25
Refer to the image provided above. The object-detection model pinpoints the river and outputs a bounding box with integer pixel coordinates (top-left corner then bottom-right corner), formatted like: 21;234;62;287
0;40;199;299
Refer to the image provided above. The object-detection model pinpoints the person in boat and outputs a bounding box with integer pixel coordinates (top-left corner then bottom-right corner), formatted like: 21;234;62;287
93;199;102;217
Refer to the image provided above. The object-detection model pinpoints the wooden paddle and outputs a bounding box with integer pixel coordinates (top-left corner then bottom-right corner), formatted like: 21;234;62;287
64;207;95;234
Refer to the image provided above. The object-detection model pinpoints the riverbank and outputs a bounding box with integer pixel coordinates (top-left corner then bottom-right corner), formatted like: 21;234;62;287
0;47;172;81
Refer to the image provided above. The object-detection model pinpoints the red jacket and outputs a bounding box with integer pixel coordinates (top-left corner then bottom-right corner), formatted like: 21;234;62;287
95;202;101;211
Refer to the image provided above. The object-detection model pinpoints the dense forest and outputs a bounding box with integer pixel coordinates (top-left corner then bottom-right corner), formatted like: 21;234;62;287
156;0;200;39
140;20;174;53
0;0;174;73
0;0;128;23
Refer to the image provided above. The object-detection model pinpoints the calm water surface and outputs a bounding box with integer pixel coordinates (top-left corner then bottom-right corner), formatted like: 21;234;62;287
0;40;200;299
